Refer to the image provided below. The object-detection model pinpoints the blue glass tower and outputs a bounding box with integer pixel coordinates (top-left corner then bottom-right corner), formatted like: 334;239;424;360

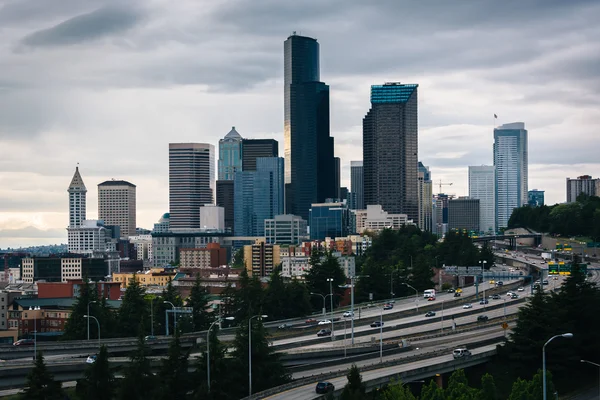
284;33;335;221
234;157;285;236
218;127;243;181
309;202;350;240
363;82;419;220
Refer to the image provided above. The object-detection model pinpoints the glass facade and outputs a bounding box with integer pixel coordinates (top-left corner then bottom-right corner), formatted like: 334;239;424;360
309;203;350;240
363;83;419;221
528;190;545;207
284;34;335;221
218;127;243;181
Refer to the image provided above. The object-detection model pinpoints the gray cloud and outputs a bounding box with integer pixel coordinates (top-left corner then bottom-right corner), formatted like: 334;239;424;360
18;4;142;48
0;226;65;239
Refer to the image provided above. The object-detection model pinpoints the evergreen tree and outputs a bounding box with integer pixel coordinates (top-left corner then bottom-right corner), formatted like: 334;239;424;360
445;369;476;400
76;345;115;400
379;379;417;400
507;378;530;400
21;352;64;400
118;331;154;400
230;317;290;398
192;325;233;400
340;364;366;400
263;269;288;320
420;379;445;400
476;374;498;400
154;331;191;400
118;273;150;337
156;278;184;334
62;279;95;340
231;268;264;322
187;274;214;331
305;250;346;310
285;279;312;318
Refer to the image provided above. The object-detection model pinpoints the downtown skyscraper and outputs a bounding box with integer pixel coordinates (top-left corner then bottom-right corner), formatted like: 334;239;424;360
493;122;528;229
468;165;496;234
350;161;364;210
363;83;419;221
169;143;215;230
284;33;335;221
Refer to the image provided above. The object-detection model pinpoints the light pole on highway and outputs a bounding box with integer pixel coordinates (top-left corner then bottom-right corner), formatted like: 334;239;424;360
84;315;100;347
479;260;488;303
350;274;369;346
310;292;331;317
379;308;384;363
440;300;445;334
207;316;234;393
580;359;600;400
164;301;175;335
327;278;335;337
543;333;573;400
390;269;398;301
402;283;419;313
249;314;268;399
87;300;97;341
29;306;40;361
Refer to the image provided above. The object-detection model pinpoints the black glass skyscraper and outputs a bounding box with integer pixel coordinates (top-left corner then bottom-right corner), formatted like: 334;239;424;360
363;83;419;221
284;33;335;221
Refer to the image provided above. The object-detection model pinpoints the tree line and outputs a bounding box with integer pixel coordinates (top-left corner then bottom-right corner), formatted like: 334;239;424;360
508;193;600;240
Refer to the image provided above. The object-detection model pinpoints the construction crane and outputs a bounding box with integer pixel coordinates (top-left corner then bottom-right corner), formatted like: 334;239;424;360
438;180;453;194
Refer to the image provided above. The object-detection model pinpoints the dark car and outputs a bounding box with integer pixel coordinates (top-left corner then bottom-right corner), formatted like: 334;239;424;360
496;281;504;286
370;321;384;328
316;381;335;394
447;288;455;293
479;299;489;305
511;293;519;299
425;311;436;317
454;292;461;297
491;294;501;300
383;303;393;310
317;329;332;337
13;339;34;346
477;315;489;322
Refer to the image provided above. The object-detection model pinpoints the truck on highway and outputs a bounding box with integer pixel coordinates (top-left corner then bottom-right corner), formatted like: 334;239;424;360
423;289;436;298
541;252;552;261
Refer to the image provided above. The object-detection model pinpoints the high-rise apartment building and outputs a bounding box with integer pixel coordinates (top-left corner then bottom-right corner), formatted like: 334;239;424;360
468;166;496;234
334;157;341;200
284;33;335;220
363;83;419;221
218;127;243;180
350;161;364;210
418;162;433;232
241;139;279;171
448;197;480;232
169;143;215;230
68;166;87;228
433;193;453;236
528;189;545;207
234;157;285;236
566;175;599;203
98;180;136;237
493;122;528;229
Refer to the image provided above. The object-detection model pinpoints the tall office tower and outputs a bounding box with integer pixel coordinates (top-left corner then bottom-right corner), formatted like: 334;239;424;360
169;143;215;230
493;122;528;229
418;162;433;232
528;189;545;207
284;33;335;220
98;180;137;237
218;127;243;180
334;157;341;200
234;157;285;236
468;165;496;234
350;161;364;210
363;83;419;220
241;139;278;171
566;175;600;203
432;193;453;236
68;166;87;227
448;197;480;232
216;181;235;232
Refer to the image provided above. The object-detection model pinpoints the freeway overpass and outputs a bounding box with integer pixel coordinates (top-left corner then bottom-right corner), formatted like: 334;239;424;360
472;233;542;248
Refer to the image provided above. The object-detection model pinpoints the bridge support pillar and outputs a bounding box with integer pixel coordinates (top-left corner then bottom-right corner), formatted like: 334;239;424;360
435;373;443;388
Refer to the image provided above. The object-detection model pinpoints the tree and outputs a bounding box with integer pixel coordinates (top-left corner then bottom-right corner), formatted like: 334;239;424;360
156;278;184;335
340;364;366;400
420;380;445;400
76;345;116;400
378;379;417;400
154;331;191;400
232;248;245;269
192;326;232;400
263;268;288;320
305;250;346;310
118;273;150;337
231;268;264;322
229;317;290;398
187;274;214;331
118;332;154;400
445;369;476;400
62;279;95;340
21;352;64;400
476;374;498;400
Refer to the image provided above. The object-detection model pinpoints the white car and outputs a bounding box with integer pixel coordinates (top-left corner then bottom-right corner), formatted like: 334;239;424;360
517;287;525;292
463;304;473;309
86;355;97;364
342;311;354;318
506;291;515;297
317;320;332;325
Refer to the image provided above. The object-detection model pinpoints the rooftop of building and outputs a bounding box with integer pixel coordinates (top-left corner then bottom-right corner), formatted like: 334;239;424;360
14;297;122;309
371;83;418;104
223;126;242;139
98;179;136;187
68;166;86;190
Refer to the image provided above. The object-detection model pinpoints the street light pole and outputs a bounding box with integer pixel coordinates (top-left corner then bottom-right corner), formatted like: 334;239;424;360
580;359;600;400
249;314;267;399
29;306;40;361
441;300;445;334
310;292;329;317
164;301;175;335
87;300;97;341
402;283;419;313
543;333;573;400
327;278;334;337
379;308;383;363
84;315;100;347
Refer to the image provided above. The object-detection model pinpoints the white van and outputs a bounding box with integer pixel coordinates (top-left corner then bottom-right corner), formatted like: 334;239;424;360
453;348;471;359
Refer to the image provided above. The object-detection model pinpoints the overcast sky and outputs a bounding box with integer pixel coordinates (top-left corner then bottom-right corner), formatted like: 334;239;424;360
0;0;599;248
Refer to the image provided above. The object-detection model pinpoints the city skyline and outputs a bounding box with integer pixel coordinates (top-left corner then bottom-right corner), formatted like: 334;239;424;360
0;0;599;247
